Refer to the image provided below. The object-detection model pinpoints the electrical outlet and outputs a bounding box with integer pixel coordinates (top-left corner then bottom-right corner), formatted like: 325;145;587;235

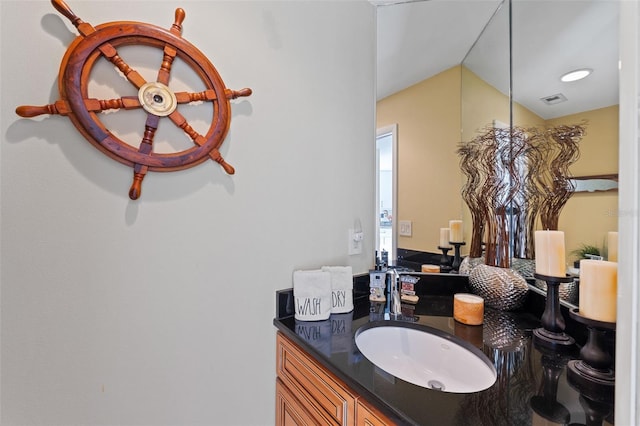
348;229;363;255
399;220;412;237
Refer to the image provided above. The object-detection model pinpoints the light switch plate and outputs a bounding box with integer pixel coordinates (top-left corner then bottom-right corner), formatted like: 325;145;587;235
348;229;363;255
399;220;412;237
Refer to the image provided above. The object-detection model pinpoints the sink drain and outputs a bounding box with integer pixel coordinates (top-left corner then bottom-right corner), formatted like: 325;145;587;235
428;380;445;391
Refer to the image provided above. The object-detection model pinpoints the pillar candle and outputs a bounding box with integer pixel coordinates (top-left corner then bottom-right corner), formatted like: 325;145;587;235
534;230;566;277
439;228;451;248
607;231;618;262
453;293;484;325
449;220;463;243
579;259;617;322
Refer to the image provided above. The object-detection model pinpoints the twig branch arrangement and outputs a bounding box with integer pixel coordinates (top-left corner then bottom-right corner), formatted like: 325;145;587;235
457;122;586;266
539;124;585;230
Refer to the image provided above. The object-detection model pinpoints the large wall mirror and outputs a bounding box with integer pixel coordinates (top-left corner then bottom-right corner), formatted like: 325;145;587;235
376;0;619;309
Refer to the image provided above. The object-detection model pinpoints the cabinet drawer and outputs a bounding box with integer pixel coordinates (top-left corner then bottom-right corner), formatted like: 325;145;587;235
277;332;355;425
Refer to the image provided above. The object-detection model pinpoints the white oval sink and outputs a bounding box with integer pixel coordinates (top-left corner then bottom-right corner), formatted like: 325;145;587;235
355;323;496;393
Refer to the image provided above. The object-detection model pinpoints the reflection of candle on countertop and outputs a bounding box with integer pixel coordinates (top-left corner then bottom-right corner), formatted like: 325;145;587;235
439;228;451;248
579;259;617;323
534;230;566;277
454;321;484;349
607;231;618;262
449;220;463;243
453;293;484;325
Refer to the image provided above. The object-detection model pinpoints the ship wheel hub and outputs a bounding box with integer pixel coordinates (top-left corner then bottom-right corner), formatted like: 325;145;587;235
138;81;177;117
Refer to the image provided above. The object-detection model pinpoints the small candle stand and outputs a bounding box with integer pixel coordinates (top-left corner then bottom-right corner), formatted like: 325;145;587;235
437;246;452;273
533;273;575;351
567;324;615;426
449;241;465;273
567;308;615;392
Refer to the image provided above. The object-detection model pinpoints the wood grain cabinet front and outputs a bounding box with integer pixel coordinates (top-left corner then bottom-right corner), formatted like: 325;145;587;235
355;400;391;426
276;331;394;426
276;378;318;426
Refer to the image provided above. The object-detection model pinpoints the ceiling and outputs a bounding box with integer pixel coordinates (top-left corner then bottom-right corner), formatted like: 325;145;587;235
375;0;620;120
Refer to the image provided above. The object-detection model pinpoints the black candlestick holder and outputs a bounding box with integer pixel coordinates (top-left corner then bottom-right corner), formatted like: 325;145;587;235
533;273;576;351
437;246;452;273
449;241;465;272
567;308;615;393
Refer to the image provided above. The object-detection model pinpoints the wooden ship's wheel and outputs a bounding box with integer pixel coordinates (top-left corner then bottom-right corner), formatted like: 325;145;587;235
16;0;251;200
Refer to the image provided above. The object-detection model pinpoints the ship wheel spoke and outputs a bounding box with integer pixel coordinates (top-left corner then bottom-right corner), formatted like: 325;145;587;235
53;0;148;90
104;47;148;90
167;109;235;175
14;88;252;118
175;90;219;103
155;8;186;86
129;114;160;200
15;96;141;118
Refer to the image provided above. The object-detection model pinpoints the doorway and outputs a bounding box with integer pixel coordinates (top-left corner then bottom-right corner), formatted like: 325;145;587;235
376;124;397;264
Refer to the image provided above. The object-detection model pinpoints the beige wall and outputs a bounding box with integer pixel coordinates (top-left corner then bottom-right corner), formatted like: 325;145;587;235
379;66;618;264
551;106;619;261
377;66;463;252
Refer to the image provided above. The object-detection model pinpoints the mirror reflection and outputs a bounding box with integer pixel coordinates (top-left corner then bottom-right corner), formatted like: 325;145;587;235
376;0;619;308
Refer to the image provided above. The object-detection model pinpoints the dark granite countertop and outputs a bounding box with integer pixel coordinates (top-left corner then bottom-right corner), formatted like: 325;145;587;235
273;273;616;425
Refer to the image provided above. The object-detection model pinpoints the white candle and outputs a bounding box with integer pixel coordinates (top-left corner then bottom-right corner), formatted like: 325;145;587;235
439;228;451;248
534;230;566;277
449;220;463;243
579;259;617;322
607;231;618;262
453;293;484;325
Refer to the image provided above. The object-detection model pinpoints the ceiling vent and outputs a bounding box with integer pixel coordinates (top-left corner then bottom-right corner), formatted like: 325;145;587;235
540;93;568;105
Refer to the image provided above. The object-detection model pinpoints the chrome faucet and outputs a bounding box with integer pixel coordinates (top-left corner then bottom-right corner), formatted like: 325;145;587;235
386;268;402;318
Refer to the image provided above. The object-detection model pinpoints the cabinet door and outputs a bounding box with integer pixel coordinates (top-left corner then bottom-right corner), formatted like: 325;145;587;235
276;333;354;425
276;378;319;426
355;400;393;426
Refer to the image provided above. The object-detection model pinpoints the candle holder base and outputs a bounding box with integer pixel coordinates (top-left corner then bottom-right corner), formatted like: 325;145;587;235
566;308;615;391
437;246;452;273
567;360;615;389
533;273;575;351
533;328;575;351
449;241;465;273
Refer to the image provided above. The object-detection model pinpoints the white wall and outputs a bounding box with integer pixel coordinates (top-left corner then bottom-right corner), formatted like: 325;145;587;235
0;1;376;424
616;1;640;424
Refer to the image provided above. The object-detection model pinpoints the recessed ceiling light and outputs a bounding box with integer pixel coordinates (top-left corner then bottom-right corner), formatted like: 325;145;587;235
560;69;592;82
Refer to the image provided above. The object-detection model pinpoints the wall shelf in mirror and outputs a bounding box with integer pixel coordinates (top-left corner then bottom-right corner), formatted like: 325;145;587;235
570;174;619;193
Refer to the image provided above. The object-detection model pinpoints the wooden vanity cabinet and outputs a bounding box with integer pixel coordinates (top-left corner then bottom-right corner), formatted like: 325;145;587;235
276;331;394;426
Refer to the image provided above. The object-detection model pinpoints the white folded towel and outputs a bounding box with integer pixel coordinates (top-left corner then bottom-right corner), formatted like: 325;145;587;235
293;270;332;321
321;266;354;314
